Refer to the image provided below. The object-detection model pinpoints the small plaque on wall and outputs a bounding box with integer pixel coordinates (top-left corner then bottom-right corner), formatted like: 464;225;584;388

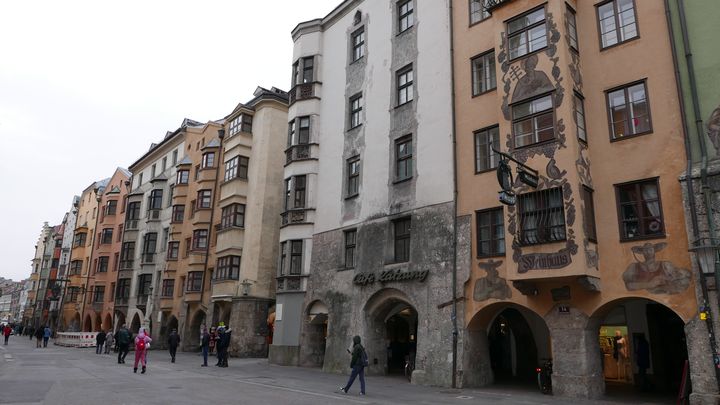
558;305;570;314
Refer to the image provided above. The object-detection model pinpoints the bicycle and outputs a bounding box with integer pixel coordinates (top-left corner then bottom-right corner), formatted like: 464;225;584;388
536;358;553;395
404;354;415;382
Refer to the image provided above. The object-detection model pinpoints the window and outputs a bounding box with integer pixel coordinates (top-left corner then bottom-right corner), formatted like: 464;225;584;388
474;126;500;173
172;150;178;165
394;218;411;263
120;242;134;265
177;170;189;184
117;278;130;299
292;61;300;87
167;241;180;260
347;157;360;197
127;202;140;222
93;286;105;303
184;237;191;257
194;165;200;181
143;232;157;256
574;92;587;143
114;252;120;271
518;188;566;245
138;274;152;296
224;156;249;181
238;156;249;179
598;0;638;49
138;173;143;187
149;189;163;210
287;120;296;147
344;229;357;268
395;136;413;181
215;256;241;280
298;117;310;144
350;94;363;129
241;114;253;133
187;271;203;292
470;0;490;24
97;256;109;273
279;241;287;276
192;229;209;250
101;228;113;244
508;7;547;60
117;224;123;242
607;81;651;139
294;175;307;208
151;164;156;178
582;186;597;241
161;279;175;297
302;56;314;83
105;200;117;216
197;190;212;209
68;287;80;302
567;5;578;51
221;204;245;229
512;94;554;147
162;157;167;172
202;152;215;168
73;233;87;247
69;260;83;275
397;65;414;105
290;240;303;275
398;0;414;33
171;205;185;223
616;178;663;240
229;115;242;136
352;27;365;62
472;51;496;95
476;208;505;257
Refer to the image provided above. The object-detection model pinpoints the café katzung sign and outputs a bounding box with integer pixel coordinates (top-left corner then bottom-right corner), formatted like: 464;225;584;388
353;268;430;286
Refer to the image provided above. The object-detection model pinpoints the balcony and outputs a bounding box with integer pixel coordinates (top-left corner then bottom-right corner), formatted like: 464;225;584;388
289;83;314;104
285;144;311;165
277;275;306;292
485;0;514;11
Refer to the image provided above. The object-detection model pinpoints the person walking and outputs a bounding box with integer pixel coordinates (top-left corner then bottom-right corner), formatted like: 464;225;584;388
95;330;106;354
340;335;367;396
104;329;114;354
43;326;51;348
34;326;43;348
200;326;210;367
115;324;131;364
133;327;152;374
167;328;180;363
3;324;10;345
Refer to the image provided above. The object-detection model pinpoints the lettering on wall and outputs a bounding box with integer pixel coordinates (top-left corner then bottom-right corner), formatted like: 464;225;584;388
518;250;573;273
353;269;429;286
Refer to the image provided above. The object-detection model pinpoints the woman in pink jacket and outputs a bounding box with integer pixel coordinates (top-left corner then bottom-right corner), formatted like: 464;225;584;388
133;327;152;374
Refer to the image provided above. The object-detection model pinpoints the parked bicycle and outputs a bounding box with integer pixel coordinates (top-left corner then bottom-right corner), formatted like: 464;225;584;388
404;353;416;382
536;358;553;395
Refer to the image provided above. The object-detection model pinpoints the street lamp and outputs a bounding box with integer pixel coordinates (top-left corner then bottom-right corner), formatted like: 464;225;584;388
690;238;720;290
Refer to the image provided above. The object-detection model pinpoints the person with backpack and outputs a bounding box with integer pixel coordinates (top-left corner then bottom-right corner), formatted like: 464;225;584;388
115;324;131;364
340;335;367;396
133;327;152;374
167;328;180;363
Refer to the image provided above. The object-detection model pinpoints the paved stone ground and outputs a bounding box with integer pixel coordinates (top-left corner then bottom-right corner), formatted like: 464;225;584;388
0;337;674;405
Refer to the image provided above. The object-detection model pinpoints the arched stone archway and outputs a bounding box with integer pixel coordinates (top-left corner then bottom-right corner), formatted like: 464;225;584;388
94;313;102;332
130;313;141;334
83;314;92;332
67;312;81;332
462;302;551;388
115;311;126;330
184;310;206;351
301;300;329;368
363;288;419;379
103;314;113;333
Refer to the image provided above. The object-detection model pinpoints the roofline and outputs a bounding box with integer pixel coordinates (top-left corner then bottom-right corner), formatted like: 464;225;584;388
128;128;185;171
291;0;363;41
224;87;289;121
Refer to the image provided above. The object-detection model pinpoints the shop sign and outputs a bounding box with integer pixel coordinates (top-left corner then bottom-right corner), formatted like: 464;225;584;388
517;250;572;273
353;269;430;286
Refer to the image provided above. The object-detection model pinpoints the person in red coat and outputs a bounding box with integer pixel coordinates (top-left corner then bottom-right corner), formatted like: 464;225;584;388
3;324;12;345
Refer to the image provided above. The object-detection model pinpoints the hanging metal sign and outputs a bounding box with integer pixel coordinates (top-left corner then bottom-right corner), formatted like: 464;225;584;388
496;160;513;192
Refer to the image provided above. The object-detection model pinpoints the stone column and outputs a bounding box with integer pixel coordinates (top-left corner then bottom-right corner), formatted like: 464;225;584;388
686;317;720;404
460;327;493;387
545;305;604;399
229;296;273;357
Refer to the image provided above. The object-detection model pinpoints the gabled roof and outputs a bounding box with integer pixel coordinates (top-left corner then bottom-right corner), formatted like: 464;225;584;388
224;86;288;120
129;118;203;171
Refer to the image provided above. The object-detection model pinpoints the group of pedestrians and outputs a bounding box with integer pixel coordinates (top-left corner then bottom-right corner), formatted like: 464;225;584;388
200;323;231;367
30;325;52;348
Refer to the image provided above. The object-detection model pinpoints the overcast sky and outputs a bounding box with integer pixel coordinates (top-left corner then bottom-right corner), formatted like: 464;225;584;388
0;0;339;282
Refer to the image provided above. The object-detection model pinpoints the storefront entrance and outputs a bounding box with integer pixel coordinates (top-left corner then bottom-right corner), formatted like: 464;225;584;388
592;299;688;400
488;308;543;384
386;306;418;374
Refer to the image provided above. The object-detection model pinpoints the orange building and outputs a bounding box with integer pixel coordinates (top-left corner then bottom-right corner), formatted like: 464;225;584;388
453;0;709;400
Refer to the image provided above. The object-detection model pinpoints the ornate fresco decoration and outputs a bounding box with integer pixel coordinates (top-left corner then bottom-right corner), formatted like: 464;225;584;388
507;159;578;273
499;12;566;164
564;7;583;92
708;104;720;155
622;242;691;294
473;260;511;301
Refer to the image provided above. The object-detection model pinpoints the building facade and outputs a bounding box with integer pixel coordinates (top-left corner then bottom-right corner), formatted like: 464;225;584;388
83;168;131;333
271;0;458;387
454;0;713;401
56;197;79;331
123;124;187;336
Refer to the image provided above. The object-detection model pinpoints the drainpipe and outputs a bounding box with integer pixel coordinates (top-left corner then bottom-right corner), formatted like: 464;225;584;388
666;0;720;390
448;0;459;389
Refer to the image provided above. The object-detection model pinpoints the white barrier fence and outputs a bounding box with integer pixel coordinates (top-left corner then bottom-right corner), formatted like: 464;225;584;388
55;332;99;348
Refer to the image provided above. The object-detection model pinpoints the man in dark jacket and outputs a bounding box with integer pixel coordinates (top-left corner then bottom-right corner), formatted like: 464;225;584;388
200;326;210;367
34;326;44;348
216;326;232;367
115;324;131;364
340;335;366;395
95;331;106;354
167;329;181;363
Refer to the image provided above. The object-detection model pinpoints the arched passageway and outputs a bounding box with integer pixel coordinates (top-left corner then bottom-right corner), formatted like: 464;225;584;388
83;314;92;332
130;313;141;334
94;313;102;332
463;303;551;388
303;301;329;368
185;310;206;351
589;298;688;401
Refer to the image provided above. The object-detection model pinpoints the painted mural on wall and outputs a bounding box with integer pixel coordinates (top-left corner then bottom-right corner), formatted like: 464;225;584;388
708;104;720;154
622;242;691;294
473;260;511;301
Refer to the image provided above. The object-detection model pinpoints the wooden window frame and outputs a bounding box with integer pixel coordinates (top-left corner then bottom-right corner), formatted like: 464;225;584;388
347;156;360;198
395;135;413;182
344;229;357;269
614;177;665;242
507;6;548;61
596;0;640;51
474;125;500;173
398;0;414;33
605;79;652;141
349;93;363;129
352;27;365;62
476;207;506;258
469;0;491;26
471;50;496;96
397;64;414;106
511;93;556;149
393;217;411;263
582;186;598;242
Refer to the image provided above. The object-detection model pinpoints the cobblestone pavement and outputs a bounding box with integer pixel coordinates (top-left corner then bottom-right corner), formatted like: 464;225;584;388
0;338;673;405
